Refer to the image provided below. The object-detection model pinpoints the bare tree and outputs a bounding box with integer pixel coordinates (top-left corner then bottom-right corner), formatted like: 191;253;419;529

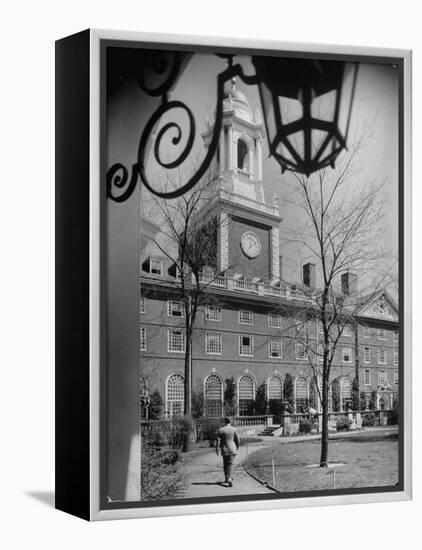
278;133;397;467
142;169;231;451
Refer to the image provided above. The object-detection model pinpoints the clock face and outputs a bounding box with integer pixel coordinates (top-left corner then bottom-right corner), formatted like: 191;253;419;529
240;231;262;259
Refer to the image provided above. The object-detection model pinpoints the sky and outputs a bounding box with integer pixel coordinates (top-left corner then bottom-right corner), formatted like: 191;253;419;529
108;49;399;290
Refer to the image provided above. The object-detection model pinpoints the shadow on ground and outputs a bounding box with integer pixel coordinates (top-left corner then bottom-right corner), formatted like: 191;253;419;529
191;481;227;487
26;491;55;508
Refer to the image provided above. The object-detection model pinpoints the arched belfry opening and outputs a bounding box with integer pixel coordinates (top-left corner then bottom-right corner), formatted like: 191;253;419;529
237;138;249;171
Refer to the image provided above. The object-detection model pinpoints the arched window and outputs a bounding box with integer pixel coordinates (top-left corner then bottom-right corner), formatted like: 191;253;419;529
237;139;249;171
204;374;223;417
238;374;255;416
295;377;309;413
166;373;184;418
340;377;352;411
268;375;283;416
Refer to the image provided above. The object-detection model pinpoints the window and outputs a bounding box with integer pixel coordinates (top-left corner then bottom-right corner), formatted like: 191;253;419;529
168;328;186;353
343;324;352;337
167;301;184;317
140;327;146;351
239;335;254;356
237;139;249;171
296;342;306;360
268;313;281;328
295;377;309;413
378;370;388;386
268;376;283;401
394;350;399;366
268;375;283;415
394;330;399;341
238;374;255;416
268;339;282;358
363;326;371;338
394;371;399;386
364;369;371;386
239;310;254;325
363;347;371;363
166;373;184;417
318;321;324;335
342;346;353;363
378;328;386;340
150;258;162;275
204;375;223;417
205;305;221;322
140;296;146;314
340;377;352;411
378;348;386;364
206;332;222;355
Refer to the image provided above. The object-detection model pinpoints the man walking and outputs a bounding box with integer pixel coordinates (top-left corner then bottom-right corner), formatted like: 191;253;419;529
215;417;240;487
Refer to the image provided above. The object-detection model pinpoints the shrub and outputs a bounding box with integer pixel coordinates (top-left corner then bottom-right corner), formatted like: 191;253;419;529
198;417;222;445
352;377;360;410
191;391;204;419
299;418;313;434
362;412;378;427
149;389;163;420
141;445;185;501
254;383;267;415
336;416;352;431
284;373;295;412
141;417;195;450
224;378;237;416
388;405;399;425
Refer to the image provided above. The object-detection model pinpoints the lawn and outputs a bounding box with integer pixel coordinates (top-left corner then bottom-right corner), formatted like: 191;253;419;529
245;430;399;492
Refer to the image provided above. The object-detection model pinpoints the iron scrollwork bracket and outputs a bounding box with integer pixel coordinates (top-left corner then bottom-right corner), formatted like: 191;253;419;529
107;52;258;202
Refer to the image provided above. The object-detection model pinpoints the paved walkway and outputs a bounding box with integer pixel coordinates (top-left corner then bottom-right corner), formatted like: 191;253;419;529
180;426;398;498
180;442;274;498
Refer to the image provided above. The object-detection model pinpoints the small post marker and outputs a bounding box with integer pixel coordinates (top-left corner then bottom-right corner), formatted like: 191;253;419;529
333;467;336;489
272;458;276;487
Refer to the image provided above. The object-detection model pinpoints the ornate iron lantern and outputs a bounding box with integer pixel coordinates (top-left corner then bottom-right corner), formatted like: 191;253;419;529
107;52;359;202
252;57;359;176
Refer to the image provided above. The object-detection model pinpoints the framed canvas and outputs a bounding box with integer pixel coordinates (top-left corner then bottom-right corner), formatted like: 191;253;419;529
55;29;412;521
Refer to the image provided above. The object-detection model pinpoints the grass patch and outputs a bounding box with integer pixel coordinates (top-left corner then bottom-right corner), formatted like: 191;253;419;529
245;431;398;492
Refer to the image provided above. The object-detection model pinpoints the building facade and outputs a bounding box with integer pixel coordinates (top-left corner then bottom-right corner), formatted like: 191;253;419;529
139;82;399;419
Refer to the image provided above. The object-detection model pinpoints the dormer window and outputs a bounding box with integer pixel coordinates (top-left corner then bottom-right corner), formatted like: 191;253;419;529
142;256;163;276
150;259;162;275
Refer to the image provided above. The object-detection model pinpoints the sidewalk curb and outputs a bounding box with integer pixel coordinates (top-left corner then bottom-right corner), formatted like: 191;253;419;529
242;464;280;493
261;425;398;445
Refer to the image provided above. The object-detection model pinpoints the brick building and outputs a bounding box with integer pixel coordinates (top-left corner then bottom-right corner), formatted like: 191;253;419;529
139;82;399;418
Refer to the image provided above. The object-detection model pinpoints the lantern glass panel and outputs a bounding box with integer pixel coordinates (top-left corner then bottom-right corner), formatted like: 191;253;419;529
275;142;296;166
288;131;305;160
311;89;337;122
311;129;330;157
279;96;303;124
260;81;278;148
338;63;358;139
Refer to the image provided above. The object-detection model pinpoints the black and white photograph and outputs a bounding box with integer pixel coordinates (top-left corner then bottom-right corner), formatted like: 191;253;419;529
3;0;421;544
104;42;404;509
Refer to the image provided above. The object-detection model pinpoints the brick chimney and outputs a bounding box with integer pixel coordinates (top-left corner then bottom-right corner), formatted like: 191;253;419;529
303;262;316;289
341;271;358;296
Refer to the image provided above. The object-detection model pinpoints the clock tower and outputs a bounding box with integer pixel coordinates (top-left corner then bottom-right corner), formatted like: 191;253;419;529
201;79;282;281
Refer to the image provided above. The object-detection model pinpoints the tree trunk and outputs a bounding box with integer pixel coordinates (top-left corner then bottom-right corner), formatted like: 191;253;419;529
183;327;193;452
320;372;329;467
